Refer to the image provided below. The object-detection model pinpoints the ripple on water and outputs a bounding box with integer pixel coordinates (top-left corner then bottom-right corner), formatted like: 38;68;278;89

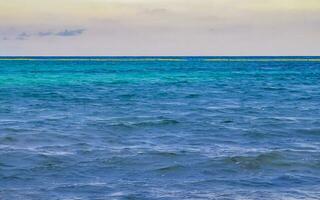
1;58;320;199
223;151;287;170
154;164;186;173
108;118;180;128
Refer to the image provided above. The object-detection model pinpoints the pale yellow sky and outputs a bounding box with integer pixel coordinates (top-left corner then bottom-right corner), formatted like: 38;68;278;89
1;0;320;55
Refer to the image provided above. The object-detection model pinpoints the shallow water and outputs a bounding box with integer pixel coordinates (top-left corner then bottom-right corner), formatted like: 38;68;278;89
0;57;320;200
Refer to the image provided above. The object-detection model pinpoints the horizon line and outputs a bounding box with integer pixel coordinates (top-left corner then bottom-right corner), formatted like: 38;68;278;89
1;55;320;57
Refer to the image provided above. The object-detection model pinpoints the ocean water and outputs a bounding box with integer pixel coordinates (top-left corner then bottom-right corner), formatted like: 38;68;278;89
0;57;320;200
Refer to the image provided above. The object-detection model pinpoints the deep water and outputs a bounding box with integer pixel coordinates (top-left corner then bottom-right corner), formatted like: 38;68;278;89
0;57;320;200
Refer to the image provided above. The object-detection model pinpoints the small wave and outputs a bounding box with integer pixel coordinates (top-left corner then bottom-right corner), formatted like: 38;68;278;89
154;164;185;172
261;87;286;91
51;182;111;193
224;151;284;170
0;175;33;181
132;119;179;126
297;96;313;101
109;192;127;197
0;162;13;168
243;130;269;139
1;127;34;133
294;128;320;136
185;94;200;98
117;94;136;99
38;150;74;156
0;136;18;142
110;118;179;128
151;151;179;157
59;182;108;187
221;119;233;124
138;150;180;158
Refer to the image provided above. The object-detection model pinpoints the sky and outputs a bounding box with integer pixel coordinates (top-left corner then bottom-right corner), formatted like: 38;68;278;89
0;0;320;56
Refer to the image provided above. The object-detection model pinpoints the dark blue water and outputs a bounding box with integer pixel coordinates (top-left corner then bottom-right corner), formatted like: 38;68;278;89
0;57;320;199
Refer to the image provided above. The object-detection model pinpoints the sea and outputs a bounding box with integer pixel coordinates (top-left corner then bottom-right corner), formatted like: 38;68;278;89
0;57;319;200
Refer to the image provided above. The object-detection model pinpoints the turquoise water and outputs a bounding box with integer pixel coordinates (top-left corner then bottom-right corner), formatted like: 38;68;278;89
0;57;320;199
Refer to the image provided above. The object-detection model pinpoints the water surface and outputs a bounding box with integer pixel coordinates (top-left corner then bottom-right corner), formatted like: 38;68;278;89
0;57;320;199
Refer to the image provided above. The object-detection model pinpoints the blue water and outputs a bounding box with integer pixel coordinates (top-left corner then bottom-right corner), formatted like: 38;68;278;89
0;57;320;200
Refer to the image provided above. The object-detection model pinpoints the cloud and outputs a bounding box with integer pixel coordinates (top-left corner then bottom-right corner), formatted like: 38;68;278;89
38;31;54;37
8;28;86;40
16;32;31;40
55;29;85;37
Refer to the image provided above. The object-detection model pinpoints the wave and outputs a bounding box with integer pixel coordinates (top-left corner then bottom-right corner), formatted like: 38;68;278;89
223;151;285;170
185;94;201;98
109;118;179;128
154;164;186;172
0;136;18;142
294;128;320;136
